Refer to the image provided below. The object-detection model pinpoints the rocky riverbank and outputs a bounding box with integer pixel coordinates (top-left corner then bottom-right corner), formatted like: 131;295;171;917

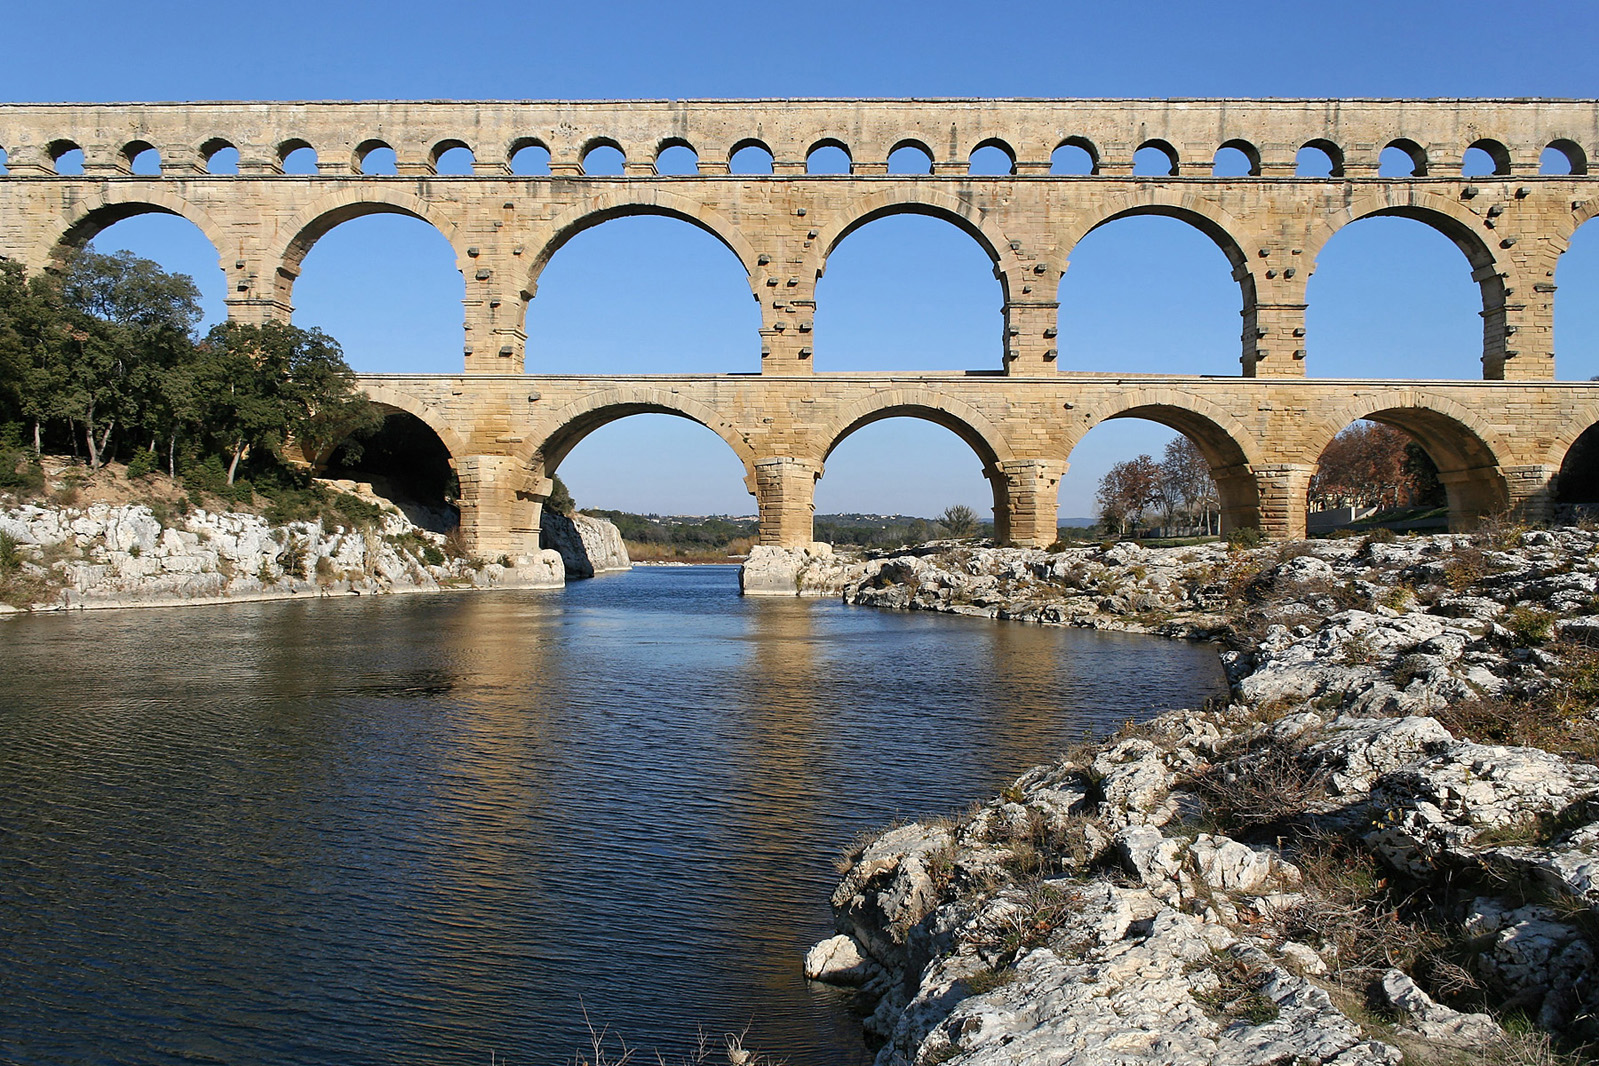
796;527;1599;1064
0;499;634;612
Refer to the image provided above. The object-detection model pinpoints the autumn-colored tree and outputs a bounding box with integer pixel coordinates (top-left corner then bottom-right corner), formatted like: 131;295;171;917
1310;422;1440;511
1097;454;1161;535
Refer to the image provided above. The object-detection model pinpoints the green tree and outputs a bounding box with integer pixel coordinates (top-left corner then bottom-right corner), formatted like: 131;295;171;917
939;503;979;538
547;474;576;516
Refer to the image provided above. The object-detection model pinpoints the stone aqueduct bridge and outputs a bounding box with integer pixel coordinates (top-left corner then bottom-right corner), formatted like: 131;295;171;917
3;98;1599;553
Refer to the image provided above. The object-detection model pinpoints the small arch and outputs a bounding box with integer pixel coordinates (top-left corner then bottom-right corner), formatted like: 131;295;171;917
887;139;933;175
1051;138;1097;176
49;140;84;175
1212;139;1260;177
1462;139;1511;177
1295;140;1343;178
806;139;851;175
0;146;7;175
728;138;774;175
968;139;1015;176
200;138;238;175
580;138;625;176
1133;140;1178;177
431;139;475;175
278;139;318;175
654;139;699;176
1379;139;1427;177
1543;139;1588;176
355;140;397;175
123;140;160;175
1308;399;1509;530
509;138;551;175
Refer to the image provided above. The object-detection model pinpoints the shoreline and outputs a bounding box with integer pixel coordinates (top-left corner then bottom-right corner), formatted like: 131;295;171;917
795;529;1599;1064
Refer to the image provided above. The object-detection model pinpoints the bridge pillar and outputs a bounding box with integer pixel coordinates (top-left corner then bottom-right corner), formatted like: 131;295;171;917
463;280;527;373
1438;463;1521;530
754;457;820;548
987;459;1066;546
1002;299;1060;374
1503;464;1557;524
759;272;816;373
1242;301;1307;377
1253;463;1315;539
454;455;542;558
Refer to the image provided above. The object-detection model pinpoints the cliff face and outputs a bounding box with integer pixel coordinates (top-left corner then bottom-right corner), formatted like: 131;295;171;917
0;502;566;611
540;512;631;579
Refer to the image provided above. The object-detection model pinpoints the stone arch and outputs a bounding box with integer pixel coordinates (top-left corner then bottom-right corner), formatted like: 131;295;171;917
1062;391;1267;532
810;188;1011;281
1549;405;1599;505
1306;393;1511;529
1541;400;1599;473
1214;138;1261;176
1545;138;1589;176
1382;138;1429;177
1053;136;1100;174
1465;138;1512;176
355;383;471;460
1304;190;1511;378
1299;138;1345;177
429;138;473;171
521;190;758;302
1134;139;1179;176
36;188;231;274
268;187;466;292
968;137;1016;174
521;386;760;495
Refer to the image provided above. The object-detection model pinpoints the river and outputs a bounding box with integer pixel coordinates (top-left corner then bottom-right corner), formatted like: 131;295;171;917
0;565;1227;1066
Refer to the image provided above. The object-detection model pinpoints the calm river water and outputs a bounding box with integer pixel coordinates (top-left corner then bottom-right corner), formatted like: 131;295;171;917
0;565;1227;1066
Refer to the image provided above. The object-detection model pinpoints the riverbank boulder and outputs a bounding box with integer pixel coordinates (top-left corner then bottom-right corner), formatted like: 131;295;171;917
541;511;631;578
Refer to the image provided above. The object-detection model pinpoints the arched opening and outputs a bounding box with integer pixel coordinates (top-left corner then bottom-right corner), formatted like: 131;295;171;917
525;214;757;373
1060;410;1258;539
815;211;1002;372
1555;216;1599;379
655;141;699;176
279;140;318;175
1296;140;1343;178
72;211;229;332
325;409;458;532
1543;140;1588;176
356;141;397;175
50;141;84;175
291;213;464;374
540;411;755;560
1312;409;1506;532
1306;214;1489;379
0;147;8;175
1212;140;1259;177
806;140;850;175
202;139;239;175
887;141;932;175
817;415;999;545
510;140;551;176
1556;422;1599;510
968;140;1015;176
432;141;475;175
728;140;773;175
1051;138;1096;176
1462;140;1510;177
581;141;625;176
1133;141;1178;176
124;142;161;175
1379;139;1427;177
1056;211;1245;374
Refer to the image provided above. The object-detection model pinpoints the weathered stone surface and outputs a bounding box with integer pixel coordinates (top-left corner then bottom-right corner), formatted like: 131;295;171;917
540;511;630;578
801;934;879;986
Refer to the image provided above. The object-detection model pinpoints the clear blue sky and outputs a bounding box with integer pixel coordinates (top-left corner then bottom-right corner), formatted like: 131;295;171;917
7;0;1598;520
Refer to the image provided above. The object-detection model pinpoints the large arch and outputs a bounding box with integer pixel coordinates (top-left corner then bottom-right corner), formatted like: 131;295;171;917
35;189;230;274
1062;393;1266;533
268;188;466;286
521;387;759;496
1304;395;1511;529
1304;191;1510;378
810;189;1011;276
522;190;758;302
355;383;471;460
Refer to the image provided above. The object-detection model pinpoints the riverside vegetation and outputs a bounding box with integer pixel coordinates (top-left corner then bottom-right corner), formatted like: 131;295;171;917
778;523;1599;1065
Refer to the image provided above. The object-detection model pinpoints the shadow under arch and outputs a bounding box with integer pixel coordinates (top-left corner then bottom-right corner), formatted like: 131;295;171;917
1554;416;1599;506
1305;191;1510;378
522;191;759;303
354;383;472;461
1306;395;1510;529
816;389;1019;537
1065;394;1266;533
521;387;760;497
37;189;231;274
1063;192;1256;373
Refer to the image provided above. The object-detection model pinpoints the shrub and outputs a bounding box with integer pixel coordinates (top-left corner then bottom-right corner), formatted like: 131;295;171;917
1226;527;1263;550
422;544;446;567
0;531;22;573
0;449;45;495
1502;606;1555;647
124;450;158;480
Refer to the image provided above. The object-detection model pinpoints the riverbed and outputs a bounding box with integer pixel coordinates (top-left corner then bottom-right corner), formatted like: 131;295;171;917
0;565;1227;1065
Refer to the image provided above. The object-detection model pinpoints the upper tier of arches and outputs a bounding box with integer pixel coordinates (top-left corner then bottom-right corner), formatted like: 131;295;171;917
3;99;1594;179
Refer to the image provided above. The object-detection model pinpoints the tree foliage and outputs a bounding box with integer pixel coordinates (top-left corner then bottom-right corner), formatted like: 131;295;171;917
1096;437;1222;537
0;251;373;488
1309;422;1443;512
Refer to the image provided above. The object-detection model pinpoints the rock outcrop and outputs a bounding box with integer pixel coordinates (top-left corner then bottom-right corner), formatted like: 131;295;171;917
541;511;631;578
809;527;1599;1063
0;501;567;611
